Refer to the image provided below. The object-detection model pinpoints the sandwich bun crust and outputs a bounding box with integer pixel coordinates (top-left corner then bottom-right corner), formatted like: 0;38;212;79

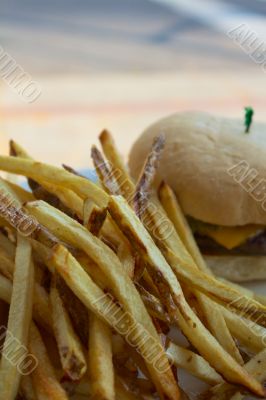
128;111;266;226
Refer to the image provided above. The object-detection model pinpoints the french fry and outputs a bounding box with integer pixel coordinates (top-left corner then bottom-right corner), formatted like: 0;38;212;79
158;182;210;274
5;180;34;203
0;241;52;331
50;244;180;400
163;247;266;325
220;304;266;353
208;349;266;400
0;155;108;206
89;314;115;400
0;230;16;260
166;341;223;385
32;240;89;344
159;182;243;363
29;323;68;400
108;195;265;396
72;376;144;400
132;135;165;218
0;273;12;303
0;248;16;280
136;283;170;323
50;276;87;380
10;140;84;219
0;235;34;400
99;130;136;200
83;199;107;235
115;377;146;400
91;145;120;195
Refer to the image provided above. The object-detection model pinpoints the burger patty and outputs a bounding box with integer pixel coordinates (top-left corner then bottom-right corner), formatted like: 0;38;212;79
195;230;266;256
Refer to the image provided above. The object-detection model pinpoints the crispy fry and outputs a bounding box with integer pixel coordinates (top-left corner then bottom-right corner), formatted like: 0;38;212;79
0;155;108;206
0;273;12;303
83;199;107;235
0;230;16;260
0;238;52;331
208;349;266;400
163;247;266;325
159;182;243;363
0;235;34;400
50;276;87;380
32;240;89;343
10;140;84;219
99;130;135;200
136;283;170;323
132;135;165;218
91;145;120;195
220;304;266;353
29;323;68;400
89;314;115;400
166;341;223;385
158;182;210;274
108;195;264;396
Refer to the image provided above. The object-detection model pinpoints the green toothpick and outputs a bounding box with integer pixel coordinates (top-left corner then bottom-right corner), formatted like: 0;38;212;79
244;106;254;133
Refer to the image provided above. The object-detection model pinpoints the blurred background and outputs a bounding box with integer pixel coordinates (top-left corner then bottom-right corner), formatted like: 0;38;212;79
0;0;265;167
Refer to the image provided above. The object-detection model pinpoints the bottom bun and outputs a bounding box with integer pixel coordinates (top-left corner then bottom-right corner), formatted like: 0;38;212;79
204;255;266;282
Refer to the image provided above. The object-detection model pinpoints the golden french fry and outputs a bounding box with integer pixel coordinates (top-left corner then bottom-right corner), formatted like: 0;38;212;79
89;314;115;400
159;182;243;363
10;140;84;219
208;349;266;400
50;277;87;381
0;231;16;260
166;341;223;385
91;145;120;195
0;235;34;400
0;155;108;206
132;135;165;218
29;323;68;400
0;273;12;303
99;130;135;201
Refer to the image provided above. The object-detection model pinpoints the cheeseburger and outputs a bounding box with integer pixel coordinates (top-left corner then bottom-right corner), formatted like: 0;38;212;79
128;111;266;282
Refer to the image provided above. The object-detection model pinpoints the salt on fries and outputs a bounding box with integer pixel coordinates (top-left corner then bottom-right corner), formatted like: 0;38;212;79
0;134;263;400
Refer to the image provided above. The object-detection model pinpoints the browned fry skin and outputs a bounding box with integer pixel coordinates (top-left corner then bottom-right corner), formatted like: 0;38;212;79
62;164;84;178
9;140;17;157
56;275;89;346
136;282;171;324
91;145;120;195
99;129;136;200
0;192;75;254
87;207;108;236
132;134;165;218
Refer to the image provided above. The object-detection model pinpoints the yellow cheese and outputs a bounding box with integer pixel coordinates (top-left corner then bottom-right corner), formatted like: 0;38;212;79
198;224;263;250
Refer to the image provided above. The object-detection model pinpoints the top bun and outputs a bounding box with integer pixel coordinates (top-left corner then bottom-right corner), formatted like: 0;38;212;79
128;111;266;226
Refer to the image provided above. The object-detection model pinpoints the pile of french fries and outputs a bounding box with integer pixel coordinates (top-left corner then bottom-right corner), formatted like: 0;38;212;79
0;131;265;400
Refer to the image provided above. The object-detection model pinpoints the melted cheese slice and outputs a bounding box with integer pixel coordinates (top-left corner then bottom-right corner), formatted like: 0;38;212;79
198;224;263;250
